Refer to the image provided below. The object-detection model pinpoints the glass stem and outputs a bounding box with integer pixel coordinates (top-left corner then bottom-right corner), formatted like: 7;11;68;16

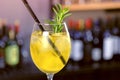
47;73;54;80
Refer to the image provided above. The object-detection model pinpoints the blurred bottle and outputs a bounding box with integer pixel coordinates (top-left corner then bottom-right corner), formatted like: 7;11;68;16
72;20;84;70
2;19;9;43
92;18;103;68
103;17;114;64
5;26;20;69
118;17;120;57
0;19;5;70
111;16;120;63
66;19;84;71
66;19;76;71
83;18;93;66
14;20;23;67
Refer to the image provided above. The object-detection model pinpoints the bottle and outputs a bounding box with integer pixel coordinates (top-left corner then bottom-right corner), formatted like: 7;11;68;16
118;17;120;58
0;19;5;70
83;18;93;67
103;17;114;64
5;26;20;69
111;16;120;63
14;20;23;68
67;19;79;70
2;19;9;43
92;18;103;68
71;20;84;70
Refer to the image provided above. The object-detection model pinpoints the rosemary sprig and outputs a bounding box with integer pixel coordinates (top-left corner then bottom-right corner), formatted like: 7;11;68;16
49;4;71;33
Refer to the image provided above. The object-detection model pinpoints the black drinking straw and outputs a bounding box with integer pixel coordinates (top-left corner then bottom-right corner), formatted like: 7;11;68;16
22;0;66;65
22;0;44;31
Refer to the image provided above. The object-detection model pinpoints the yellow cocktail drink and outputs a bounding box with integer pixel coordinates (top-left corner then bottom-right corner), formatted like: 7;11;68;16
30;31;71;74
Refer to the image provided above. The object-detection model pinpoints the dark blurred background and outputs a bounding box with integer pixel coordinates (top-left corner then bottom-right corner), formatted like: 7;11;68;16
0;0;120;80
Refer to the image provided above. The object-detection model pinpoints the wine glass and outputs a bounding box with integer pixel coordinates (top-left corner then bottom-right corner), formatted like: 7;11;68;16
30;21;71;80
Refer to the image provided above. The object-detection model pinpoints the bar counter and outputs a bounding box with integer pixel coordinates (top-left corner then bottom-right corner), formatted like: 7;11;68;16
0;62;120;80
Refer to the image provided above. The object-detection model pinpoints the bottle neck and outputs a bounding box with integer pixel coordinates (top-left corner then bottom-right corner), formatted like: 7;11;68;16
8;29;15;40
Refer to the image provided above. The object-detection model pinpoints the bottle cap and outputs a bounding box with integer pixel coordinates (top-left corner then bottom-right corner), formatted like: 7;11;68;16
14;20;20;34
85;18;92;30
68;19;74;29
78;19;84;31
9;26;15;40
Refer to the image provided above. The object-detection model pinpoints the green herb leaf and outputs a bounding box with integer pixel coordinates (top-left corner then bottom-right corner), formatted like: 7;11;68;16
49;4;71;33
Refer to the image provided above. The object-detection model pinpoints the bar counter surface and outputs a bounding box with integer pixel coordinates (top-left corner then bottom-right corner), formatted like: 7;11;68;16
0;62;120;80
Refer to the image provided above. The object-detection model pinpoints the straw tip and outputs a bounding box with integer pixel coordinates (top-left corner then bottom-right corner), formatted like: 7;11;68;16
22;0;28;4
